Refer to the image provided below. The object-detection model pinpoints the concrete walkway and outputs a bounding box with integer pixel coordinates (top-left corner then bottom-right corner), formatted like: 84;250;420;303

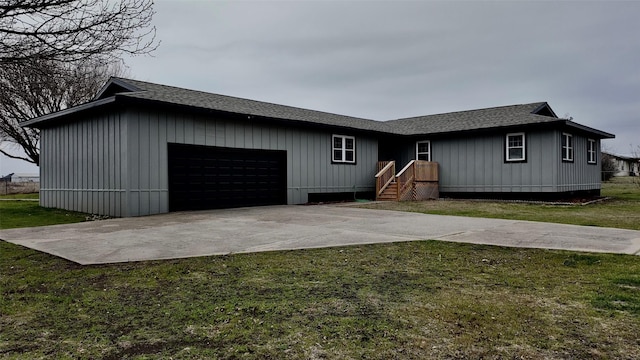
1;205;639;265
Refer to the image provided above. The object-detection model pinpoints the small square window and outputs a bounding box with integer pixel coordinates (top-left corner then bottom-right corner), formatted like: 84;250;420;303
416;141;431;161
506;133;525;162
332;135;356;164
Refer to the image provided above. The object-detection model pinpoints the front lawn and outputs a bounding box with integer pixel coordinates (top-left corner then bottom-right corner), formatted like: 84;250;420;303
359;177;640;230
0;200;87;230
1;239;639;359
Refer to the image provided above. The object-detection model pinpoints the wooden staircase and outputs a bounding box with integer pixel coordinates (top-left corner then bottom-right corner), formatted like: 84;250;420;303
377;181;398;201
375;160;439;201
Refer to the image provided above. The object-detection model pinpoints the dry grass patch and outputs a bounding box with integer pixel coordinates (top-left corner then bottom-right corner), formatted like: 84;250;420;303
2;240;639;359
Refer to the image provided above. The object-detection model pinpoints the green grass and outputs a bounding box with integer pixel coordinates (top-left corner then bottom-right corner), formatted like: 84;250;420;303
0;200;87;229
0;193;39;200
1;240;639;359
360;177;640;230
604;176;640;200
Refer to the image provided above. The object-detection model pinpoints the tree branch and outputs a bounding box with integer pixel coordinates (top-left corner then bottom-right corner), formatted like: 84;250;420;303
0;147;35;163
0;57;123;166
0;0;158;64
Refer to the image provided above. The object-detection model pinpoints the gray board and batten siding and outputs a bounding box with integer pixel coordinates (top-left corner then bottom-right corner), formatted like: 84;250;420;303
40;106;378;217
393;130;601;194
40;109;127;217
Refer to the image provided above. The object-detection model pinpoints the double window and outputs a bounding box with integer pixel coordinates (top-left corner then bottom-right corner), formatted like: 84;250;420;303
562;133;574;162
587;139;597;164
416;141;431;161
332;134;355;163
506;133;526;162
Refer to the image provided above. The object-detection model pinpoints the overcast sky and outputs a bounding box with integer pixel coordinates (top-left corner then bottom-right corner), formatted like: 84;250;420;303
2;0;638;174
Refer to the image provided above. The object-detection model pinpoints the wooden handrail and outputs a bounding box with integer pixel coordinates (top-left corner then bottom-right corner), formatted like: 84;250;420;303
396;160;415;177
375;161;395;197
375;161;395;178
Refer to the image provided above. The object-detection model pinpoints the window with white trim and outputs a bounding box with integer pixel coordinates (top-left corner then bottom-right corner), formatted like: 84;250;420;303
562;133;573;161
416;141;431;161
506;133;525;161
587;139;597;164
332;134;355;163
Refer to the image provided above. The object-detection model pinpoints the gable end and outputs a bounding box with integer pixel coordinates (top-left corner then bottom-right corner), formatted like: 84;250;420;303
531;102;557;118
94;77;143;100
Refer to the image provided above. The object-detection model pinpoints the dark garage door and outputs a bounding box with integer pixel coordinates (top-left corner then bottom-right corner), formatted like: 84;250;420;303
168;143;287;211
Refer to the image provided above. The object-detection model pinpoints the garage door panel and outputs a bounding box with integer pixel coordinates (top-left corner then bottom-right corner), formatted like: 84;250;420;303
168;143;287;211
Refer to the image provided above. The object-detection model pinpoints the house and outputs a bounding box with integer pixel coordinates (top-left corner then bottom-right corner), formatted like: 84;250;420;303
0;172;40;195
381;103;614;199
0;173;39;183
11;173;40;183
21;77;614;217
603;152;640;177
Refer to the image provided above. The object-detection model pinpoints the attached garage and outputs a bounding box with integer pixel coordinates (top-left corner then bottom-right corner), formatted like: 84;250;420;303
24;77;389;217
168;143;287;211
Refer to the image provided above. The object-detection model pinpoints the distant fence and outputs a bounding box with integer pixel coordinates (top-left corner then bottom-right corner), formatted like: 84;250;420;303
0;181;40;195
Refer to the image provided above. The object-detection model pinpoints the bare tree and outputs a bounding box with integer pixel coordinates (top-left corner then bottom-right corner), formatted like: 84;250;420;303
0;58;124;165
601;152;616;182
0;0;155;165
0;0;157;65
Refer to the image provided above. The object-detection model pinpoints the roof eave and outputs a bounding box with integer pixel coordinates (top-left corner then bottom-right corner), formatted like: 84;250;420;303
395;118;614;139
20;96;117;128
563;120;615;139
393;119;567;137
119;95;390;135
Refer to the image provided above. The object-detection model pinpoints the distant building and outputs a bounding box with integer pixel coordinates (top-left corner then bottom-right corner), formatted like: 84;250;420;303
6;173;40;183
604;153;640;176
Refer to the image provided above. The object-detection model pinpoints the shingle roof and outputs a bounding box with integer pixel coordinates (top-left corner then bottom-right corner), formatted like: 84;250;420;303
109;78;571;135
109;78;389;133
385;102;562;135
23;77;614;139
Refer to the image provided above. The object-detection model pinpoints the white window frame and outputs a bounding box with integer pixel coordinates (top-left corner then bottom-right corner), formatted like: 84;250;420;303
505;132;526;162
587;138;597;164
332;134;356;164
416;140;431;161
562;133;574;162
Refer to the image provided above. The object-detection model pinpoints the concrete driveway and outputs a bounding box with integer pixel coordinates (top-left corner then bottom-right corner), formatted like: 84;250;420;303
1;204;639;265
